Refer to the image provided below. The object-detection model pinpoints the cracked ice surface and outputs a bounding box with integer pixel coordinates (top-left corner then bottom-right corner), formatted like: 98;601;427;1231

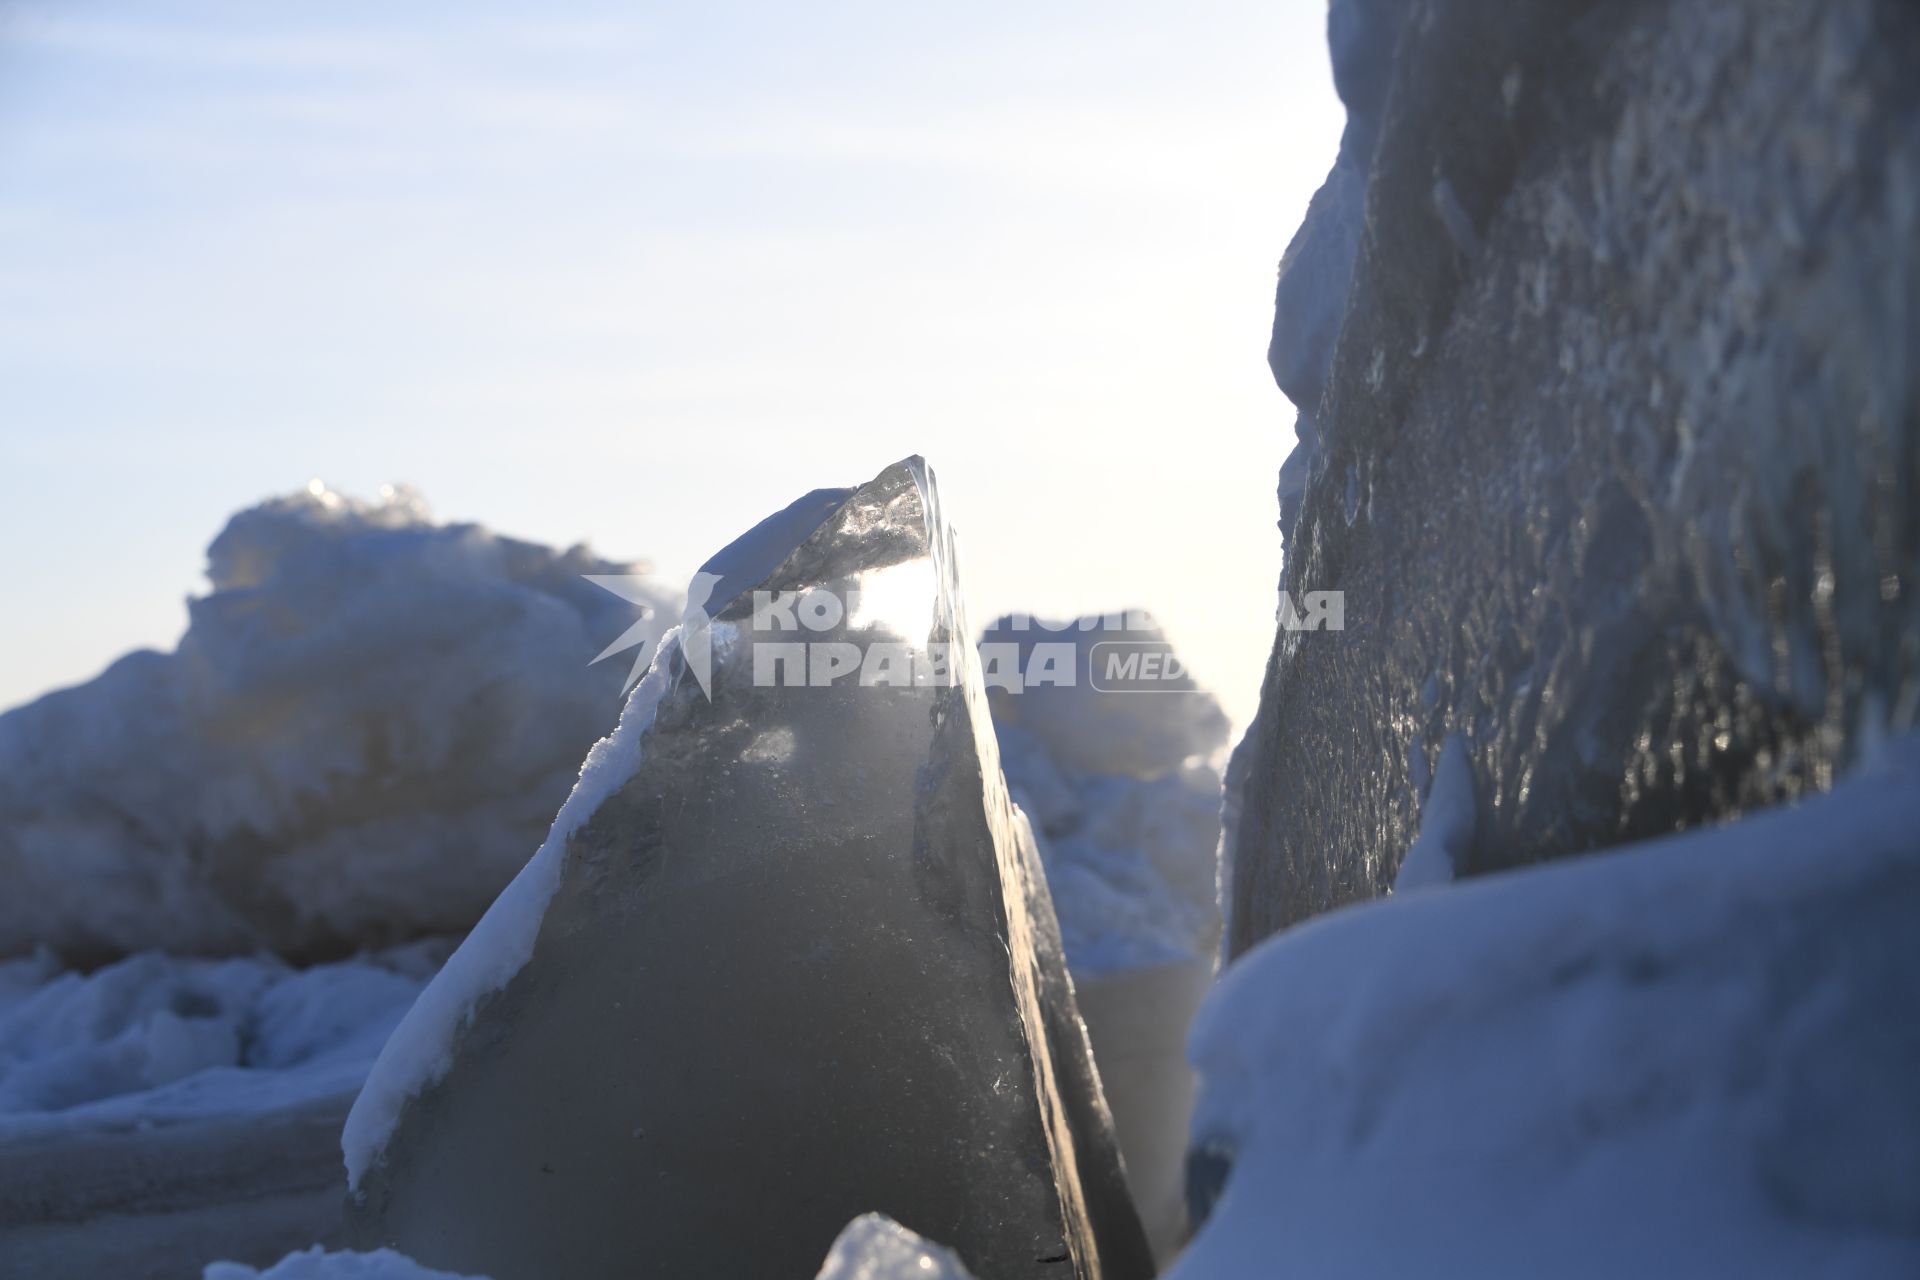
345;459;1152;1280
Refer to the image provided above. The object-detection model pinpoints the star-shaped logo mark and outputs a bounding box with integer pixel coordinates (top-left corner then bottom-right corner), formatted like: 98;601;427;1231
584;571;725;701
583;574;662;695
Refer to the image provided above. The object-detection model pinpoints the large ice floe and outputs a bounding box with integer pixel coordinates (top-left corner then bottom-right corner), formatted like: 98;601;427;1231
0;484;672;961
1176;734;1920;1279
344;459;1153;1280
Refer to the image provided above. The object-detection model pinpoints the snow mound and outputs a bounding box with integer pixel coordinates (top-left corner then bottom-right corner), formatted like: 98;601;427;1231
0;483;674;961
0;943;439;1141
1177;735;1920;1279
813;1214;978;1280
985;616;1228;976
205;1246;487;1280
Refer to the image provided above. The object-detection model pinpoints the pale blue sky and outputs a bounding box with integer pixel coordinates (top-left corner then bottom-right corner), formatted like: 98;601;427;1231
0;1;1341;728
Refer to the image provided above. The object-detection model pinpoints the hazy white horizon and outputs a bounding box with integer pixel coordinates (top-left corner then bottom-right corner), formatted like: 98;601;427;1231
0;0;1342;729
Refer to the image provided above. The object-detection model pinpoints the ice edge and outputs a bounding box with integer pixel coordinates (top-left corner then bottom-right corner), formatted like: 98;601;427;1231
341;627;684;1190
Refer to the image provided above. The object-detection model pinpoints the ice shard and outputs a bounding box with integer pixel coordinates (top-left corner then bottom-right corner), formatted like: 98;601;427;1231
813;1214;978;1280
343;459;1153;1280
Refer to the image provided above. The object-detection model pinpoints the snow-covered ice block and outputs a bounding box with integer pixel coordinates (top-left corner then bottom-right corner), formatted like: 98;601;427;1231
984;617;1228;979
345;459;1152;1280
1177;735;1920;1279
813;1214;977;1280
980;616;1228;783
205;1246;487;1280
0;484;672;960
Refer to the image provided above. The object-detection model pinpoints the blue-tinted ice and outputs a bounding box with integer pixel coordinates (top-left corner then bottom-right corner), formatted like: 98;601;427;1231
346;459;1152;1280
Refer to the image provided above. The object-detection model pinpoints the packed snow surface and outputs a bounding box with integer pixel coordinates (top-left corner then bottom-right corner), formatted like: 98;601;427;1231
985;616;1228;974
1176;734;1920;1279
812;1214;978;1280
0;943;439;1141
341;631;682;1190
204;1247;488;1280
0;484;672;960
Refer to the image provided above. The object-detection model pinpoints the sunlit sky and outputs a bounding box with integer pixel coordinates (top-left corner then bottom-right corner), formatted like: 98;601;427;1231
0;1;1341;729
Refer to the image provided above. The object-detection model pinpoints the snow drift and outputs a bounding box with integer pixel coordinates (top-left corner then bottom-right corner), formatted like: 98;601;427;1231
1177;735;1920;1279
0;484;672;961
0;943;441;1143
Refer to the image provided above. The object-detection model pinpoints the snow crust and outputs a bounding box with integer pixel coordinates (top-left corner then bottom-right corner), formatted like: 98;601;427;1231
812;1214;978;1280
985;617;1228;975
0;943;439;1141
0;484;673;960
204;1247;487;1280
340;630;682;1190
1177;735;1920;1278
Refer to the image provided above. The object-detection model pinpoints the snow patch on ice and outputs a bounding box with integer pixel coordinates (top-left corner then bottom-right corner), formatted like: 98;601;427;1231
204;1246;488;1280
341;631;682;1190
812;1213;978;1280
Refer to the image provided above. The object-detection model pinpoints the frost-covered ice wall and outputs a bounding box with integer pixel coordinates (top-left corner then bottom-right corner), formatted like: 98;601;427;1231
1180;1;1920;1270
0;486;671;961
1231;0;1920;950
